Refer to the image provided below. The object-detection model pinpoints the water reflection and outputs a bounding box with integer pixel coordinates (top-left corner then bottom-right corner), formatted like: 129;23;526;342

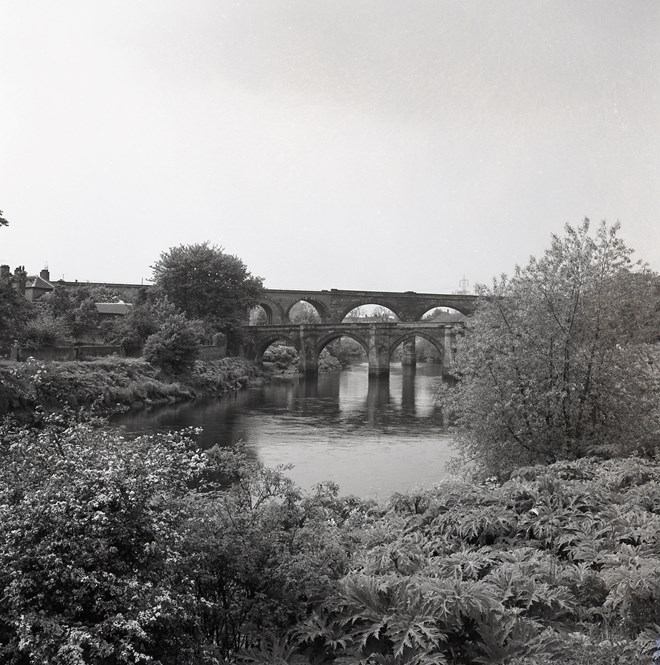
112;363;454;498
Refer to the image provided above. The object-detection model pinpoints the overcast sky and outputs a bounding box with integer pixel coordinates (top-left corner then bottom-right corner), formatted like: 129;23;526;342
1;1;658;292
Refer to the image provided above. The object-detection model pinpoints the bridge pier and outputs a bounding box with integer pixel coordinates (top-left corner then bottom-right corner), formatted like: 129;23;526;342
298;325;319;376
401;339;417;368
442;327;456;375
368;325;390;376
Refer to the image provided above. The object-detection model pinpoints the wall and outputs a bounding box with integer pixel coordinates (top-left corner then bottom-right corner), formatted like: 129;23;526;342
15;345;125;362
198;345;227;361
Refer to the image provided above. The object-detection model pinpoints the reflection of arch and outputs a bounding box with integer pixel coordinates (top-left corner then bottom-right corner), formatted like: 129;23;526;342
340;302;401;322
389;331;444;359
316;330;369;356
285;298;330;323
255;334;300;362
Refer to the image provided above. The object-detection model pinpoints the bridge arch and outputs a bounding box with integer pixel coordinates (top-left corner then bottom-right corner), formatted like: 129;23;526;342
340;302;401;322
285;298;331;323
316;330;369;357
253;298;287;325
412;301;472;320
389;331;445;360
255;334;300;363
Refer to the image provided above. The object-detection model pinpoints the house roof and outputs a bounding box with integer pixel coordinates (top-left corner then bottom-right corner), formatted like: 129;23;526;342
26;275;54;290
95;302;133;315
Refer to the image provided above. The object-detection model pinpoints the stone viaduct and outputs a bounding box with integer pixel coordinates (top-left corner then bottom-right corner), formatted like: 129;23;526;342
253;288;478;324
244;289;478;376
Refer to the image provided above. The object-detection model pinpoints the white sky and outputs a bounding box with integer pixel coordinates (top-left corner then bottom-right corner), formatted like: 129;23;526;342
1;1;659;291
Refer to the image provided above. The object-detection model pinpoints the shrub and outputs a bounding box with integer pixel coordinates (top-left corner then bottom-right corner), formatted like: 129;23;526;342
143;312;202;374
263;343;299;370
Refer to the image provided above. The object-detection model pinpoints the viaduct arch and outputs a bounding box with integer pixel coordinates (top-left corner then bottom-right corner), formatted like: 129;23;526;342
252;288;478;324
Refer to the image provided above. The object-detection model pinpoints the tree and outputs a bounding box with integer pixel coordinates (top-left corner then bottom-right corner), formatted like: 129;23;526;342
152;242;264;331
0;210;8;227
441;220;660;478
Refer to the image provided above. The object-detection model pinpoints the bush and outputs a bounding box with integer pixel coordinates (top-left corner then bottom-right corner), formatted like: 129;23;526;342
0;416;205;664
143;313;202;374
19;312;72;348
263;343;299;370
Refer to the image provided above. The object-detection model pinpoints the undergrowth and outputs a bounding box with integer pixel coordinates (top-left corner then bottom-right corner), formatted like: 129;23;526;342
0;356;259;415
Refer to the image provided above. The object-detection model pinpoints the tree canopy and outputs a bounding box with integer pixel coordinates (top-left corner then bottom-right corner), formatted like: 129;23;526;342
152;242;263;331
441;220;660;478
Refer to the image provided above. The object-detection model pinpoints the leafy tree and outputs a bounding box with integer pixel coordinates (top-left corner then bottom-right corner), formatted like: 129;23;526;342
440;220;660;477
152;242;264;332
0;210;8;227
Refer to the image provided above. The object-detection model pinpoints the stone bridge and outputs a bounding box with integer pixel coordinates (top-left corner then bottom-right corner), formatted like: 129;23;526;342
255;289;477;324
242;322;462;376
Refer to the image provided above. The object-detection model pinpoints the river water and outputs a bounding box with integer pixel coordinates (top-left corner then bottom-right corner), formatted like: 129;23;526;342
112;363;454;499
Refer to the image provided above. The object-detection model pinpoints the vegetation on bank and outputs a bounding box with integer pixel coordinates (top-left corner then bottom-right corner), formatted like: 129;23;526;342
0;356;261;416
0;418;658;664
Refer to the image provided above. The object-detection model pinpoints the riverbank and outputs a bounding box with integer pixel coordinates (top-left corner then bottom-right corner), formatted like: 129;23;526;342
0;355;262;417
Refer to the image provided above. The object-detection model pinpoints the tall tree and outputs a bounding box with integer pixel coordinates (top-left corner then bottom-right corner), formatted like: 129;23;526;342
152;242;263;331
441;220;660;477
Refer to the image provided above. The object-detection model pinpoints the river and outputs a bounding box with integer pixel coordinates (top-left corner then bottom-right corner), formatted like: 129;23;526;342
112;363;454;499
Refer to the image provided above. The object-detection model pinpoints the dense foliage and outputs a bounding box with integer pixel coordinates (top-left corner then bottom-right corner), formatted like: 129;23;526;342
1;414;659;664
143;312;204;374
439;220;660;477
152;243;263;333
33;285;101;343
